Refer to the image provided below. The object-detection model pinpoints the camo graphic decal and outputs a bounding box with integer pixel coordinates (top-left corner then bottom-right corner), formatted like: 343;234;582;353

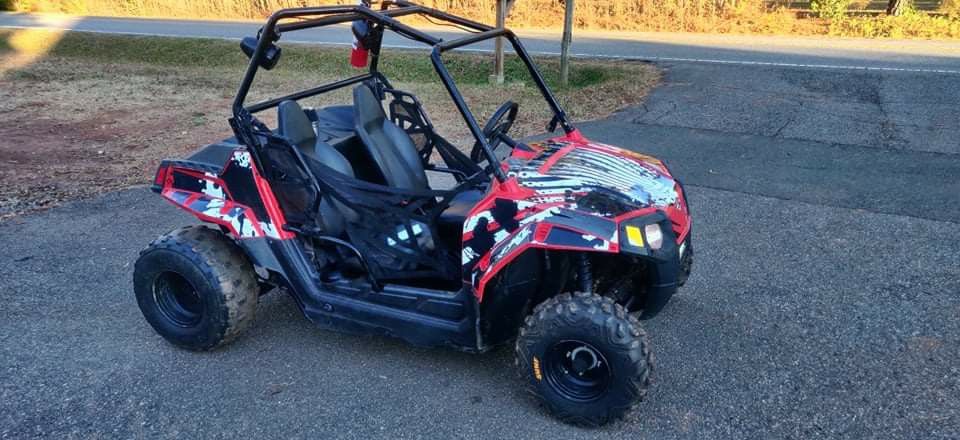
161;150;287;239
461;137;682;300
511;140;678;208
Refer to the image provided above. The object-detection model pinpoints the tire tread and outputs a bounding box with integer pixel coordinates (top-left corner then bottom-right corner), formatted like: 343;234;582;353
137;226;258;350
515;291;653;427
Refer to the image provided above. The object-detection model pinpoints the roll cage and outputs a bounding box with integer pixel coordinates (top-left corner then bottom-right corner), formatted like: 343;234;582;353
229;0;576;183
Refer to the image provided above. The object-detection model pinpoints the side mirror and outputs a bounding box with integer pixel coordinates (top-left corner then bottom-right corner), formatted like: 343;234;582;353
241;36;281;70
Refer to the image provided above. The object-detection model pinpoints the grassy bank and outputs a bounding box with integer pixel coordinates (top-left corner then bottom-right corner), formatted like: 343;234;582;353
0;28;625;89
0;29;658;218
5;0;960;39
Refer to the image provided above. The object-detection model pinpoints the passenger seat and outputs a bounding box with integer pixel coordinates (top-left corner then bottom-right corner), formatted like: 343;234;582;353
277;100;357;236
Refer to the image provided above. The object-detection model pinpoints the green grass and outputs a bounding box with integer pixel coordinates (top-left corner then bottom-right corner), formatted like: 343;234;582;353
0;30;624;89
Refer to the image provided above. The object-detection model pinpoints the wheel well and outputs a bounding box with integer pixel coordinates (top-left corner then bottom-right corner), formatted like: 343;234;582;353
478;249;585;347
479;249;657;346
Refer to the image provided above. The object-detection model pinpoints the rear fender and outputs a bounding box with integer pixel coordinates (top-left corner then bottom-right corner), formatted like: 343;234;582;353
154;149;294;241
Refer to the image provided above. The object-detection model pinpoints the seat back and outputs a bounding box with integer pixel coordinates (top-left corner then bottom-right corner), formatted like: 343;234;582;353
311;141;359;236
278;100;317;155
353;85;429;191
277;100;358;236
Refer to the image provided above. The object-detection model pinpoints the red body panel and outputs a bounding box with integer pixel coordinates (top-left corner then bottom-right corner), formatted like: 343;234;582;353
156;135;689;303
156;149;295;240
462;131;691;301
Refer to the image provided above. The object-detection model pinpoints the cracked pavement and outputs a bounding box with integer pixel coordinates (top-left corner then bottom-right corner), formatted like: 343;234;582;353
618;64;960;154
2;61;959;439
598;62;960;223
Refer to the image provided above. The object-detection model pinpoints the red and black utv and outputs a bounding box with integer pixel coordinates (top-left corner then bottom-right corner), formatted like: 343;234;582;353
133;0;693;426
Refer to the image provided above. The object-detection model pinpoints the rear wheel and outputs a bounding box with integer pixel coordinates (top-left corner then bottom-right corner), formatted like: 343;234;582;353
133;226;258;351
515;292;653;427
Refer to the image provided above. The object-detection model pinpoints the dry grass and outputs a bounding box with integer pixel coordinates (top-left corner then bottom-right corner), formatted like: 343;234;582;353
8;0;960;38
830;9;960;38
0;29;658;218
10;0;820;34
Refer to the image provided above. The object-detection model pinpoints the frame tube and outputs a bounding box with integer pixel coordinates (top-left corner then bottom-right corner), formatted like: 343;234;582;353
246;73;375;114
231;1;576;184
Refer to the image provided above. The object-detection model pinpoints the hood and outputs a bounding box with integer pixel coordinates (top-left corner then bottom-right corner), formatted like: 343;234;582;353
507;138;679;217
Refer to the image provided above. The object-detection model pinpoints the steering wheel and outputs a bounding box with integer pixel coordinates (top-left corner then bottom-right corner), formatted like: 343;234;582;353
470;101;519;163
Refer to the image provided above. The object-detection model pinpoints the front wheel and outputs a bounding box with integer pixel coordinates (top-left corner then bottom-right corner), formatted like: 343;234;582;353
515;292;653;427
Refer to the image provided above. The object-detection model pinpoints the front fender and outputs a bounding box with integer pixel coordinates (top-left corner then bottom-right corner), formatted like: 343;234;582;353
463;199;687;318
462;203;626;301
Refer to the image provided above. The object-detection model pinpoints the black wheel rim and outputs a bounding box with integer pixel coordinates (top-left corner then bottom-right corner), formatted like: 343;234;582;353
152;271;203;327
543;340;612;402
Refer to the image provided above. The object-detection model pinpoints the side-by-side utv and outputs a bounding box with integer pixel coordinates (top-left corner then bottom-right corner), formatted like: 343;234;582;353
132;0;693;426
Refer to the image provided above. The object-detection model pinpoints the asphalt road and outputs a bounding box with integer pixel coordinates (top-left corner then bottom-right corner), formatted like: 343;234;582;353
3;12;960;73
2;28;960;438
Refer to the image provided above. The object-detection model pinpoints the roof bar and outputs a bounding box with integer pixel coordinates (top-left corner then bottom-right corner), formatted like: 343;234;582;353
247;73;375;114
386;0;493;32
277;6;439;45
278;6;417;31
438;28;508;52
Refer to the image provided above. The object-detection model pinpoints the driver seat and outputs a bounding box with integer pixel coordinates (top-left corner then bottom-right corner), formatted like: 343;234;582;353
352;84;485;227
353;84;429;191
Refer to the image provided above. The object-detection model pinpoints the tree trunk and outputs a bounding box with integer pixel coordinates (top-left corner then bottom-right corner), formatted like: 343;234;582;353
886;0;907;15
560;0;575;86
493;0;507;84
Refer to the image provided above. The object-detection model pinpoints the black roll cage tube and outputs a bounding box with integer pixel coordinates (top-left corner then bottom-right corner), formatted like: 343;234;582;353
232;0;575;183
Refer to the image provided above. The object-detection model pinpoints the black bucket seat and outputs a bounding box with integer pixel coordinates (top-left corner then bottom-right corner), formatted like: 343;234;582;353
353;85;429;191
277;100;357;236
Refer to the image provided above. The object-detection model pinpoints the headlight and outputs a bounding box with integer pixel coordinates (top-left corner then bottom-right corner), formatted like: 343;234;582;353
644;223;663;250
624;223;663;250
620;213;672;257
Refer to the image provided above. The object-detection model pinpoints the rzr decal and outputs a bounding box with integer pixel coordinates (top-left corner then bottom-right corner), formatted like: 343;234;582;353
164;190;262;238
202;173;226;199
462;198;519;268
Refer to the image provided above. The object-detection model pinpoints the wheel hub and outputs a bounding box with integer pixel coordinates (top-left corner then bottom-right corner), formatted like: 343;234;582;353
153;271;203;327
569;345;601;376
544;340;612;402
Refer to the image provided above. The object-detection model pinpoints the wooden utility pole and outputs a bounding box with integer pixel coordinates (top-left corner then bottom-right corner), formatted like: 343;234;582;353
560;0;574;86
492;0;513;84
886;0;908;15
